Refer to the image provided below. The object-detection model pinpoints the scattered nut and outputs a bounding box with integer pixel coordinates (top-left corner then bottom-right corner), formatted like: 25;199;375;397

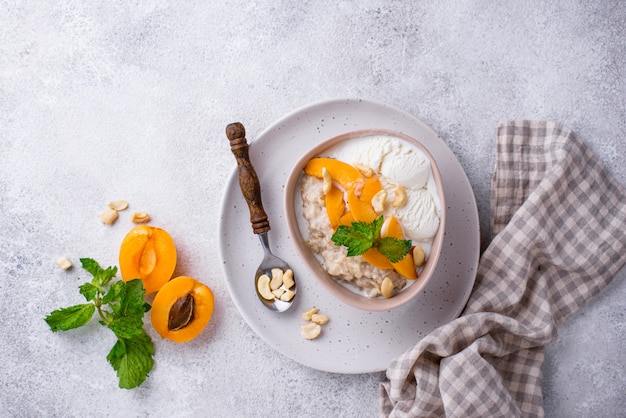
108;200;129;211
56;256;72;270
256;274;274;300
381;276;394;298
300;322;322;340
131;211;151;223
280;289;295;302
371;189;387;214
322;167;332;195
413;246;426;267
282;269;295;289
391;186;408;207
99;208;119;225
353;163;374;177
311;313;329;325
270;268;284;290
301;307;319;321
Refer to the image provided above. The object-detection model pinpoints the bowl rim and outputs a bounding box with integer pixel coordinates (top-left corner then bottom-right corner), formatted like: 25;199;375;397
283;128;447;311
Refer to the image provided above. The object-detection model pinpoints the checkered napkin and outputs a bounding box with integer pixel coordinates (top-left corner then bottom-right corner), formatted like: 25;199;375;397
380;120;626;417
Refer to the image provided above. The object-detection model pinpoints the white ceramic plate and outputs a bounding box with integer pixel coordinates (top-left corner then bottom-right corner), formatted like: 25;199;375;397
218;98;479;374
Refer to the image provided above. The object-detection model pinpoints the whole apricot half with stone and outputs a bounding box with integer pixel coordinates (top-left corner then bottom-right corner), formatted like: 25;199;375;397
151;276;215;343
119;225;177;294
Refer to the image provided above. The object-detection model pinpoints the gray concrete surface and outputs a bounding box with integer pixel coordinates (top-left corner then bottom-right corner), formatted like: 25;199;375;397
1;1;624;416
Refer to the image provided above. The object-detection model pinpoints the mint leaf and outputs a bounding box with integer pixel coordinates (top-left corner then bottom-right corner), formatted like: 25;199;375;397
332;217;383;256
79;283;98;301
108;316;145;339
102;280;124;305
331;216;411;262
376;237;412;263
45;303;95;332
80;258;117;288
117;279;150;318
107;332;155;389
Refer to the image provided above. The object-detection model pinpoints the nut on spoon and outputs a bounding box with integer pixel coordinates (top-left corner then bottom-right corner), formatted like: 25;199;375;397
226;122;296;312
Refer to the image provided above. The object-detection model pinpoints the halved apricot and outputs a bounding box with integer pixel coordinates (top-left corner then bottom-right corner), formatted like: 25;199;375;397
151;276;214;343
347;189;377;223
325;184;346;229
119;225;177;294
382;215;417;280
304;158;363;190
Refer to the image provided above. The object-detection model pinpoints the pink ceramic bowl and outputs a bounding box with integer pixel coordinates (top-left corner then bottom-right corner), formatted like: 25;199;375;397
284;129;446;311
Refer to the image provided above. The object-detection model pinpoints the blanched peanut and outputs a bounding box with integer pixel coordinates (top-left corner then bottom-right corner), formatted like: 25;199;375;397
300;322;322;340
391;186;408;207
270;268;284;290
257;274;274;300
381;276;394;298
311;313;329;325
131;212;150;223
322;167;332;195
413;246;425;267
371;190;387;214
301;307;318;321
108;200;129;211
282;269;295;289
280;289;295;302
99;208;119;225
56;256;72;270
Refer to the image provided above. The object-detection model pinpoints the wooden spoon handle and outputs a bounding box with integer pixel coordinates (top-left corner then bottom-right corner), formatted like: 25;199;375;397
226;122;271;234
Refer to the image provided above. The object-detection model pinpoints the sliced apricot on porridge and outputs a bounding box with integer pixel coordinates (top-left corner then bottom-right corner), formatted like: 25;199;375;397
359;175;383;203
304;158;363;191
325;184;346;229
383;215;418;280
361;247;394;269
347;188;377;223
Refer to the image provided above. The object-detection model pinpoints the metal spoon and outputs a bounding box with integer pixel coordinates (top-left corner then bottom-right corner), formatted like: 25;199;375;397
226;122;296;312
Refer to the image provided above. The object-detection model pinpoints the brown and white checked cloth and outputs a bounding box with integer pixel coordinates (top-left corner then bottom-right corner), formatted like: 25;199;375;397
380;120;626;417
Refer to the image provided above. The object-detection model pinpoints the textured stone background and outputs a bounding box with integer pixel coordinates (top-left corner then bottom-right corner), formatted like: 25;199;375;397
1;1;624;416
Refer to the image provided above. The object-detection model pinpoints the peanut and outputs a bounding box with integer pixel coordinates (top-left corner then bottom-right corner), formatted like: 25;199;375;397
56;256;72;270
413;246;425;267
108;200;129;211
381;276;394;298
311;313;329;325
131;211;150;224
270;268;284;290
256;274;274;300
99;208;119;225
300;322;322;340
282;269;295;289
391;186;408;207
371;189;387;214
301;307;318;321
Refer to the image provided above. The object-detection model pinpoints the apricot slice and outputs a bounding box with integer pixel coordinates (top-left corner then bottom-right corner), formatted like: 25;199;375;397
382;215;417;280
347;189;377;223
119;225;177;294
338;211;355;227
151;276;214;343
359;176;383;203
325;184;346;229
304;158;363;190
362;247;393;269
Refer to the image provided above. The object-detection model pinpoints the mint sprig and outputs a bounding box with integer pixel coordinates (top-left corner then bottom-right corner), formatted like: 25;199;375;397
44;258;154;389
331;216;412;263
